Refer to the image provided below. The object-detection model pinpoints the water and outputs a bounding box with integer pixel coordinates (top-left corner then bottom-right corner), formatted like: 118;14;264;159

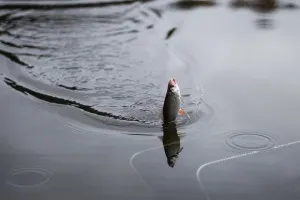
0;0;300;199
0;0;213;133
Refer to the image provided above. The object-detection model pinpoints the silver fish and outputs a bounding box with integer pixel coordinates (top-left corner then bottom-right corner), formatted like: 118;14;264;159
162;78;186;123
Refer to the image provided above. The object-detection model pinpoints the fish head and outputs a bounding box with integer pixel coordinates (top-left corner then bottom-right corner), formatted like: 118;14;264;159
167;155;178;168
168;78;180;95
168;78;176;88
167;146;184;167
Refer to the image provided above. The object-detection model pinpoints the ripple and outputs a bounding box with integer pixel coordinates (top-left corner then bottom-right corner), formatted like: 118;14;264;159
256;18;273;29
165;27;177;40
3;77;139;122
0;0;157;10
3;74;211;134
0;2;208;135
129;96;163;124
226;132;275;151
0;3;161;91
7;168;52;188
229;0;299;13
64;97;214;136
0;49;33;68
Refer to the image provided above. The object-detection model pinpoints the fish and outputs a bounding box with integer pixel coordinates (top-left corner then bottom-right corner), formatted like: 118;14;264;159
162;78;187;123
158;122;184;168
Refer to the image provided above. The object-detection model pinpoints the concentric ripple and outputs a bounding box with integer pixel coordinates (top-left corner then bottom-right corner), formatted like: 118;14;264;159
226;132;275;151
0;1;208;134
6;168;52;188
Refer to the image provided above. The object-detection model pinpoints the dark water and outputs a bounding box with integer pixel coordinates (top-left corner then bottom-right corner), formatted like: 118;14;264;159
0;0;300;199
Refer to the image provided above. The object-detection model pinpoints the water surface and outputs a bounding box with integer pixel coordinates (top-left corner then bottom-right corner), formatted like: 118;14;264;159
1;0;300;199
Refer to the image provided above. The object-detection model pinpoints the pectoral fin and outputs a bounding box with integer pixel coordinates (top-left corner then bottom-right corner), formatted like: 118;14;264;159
178;108;186;116
178;108;191;119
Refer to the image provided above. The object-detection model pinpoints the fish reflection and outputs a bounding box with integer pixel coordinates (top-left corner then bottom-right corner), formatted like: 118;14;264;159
256;18;273;29
169;0;216;10
158;122;184;168
229;0;298;13
229;0;298;29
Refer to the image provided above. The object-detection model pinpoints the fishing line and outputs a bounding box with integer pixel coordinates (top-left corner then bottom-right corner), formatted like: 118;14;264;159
129;140;187;191
129;128;216;191
129;145;163;191
196;139;300;200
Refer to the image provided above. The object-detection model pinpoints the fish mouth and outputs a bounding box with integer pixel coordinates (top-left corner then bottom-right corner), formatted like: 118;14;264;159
168;78;176;88
167;155;178;168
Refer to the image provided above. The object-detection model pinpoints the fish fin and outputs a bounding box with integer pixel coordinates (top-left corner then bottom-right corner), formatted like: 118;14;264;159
178;108;191;119
178;108;186;116
178;147;184;154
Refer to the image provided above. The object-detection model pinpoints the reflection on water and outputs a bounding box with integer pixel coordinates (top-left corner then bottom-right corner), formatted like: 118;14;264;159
3;77;140;122
0;0;157;10
169;0;216;10
1;0;300;199
229;0;298;12
0;49;33;68
256;18;273;29
0;0;297;133
165;27;177;40
229;0;298;28
0;1;206;132
159;122;184;167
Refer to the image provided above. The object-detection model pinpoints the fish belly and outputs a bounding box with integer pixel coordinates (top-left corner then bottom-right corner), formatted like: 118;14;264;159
163;93;180;122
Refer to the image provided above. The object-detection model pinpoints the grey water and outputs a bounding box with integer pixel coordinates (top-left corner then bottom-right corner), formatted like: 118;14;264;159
0;0;300;199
